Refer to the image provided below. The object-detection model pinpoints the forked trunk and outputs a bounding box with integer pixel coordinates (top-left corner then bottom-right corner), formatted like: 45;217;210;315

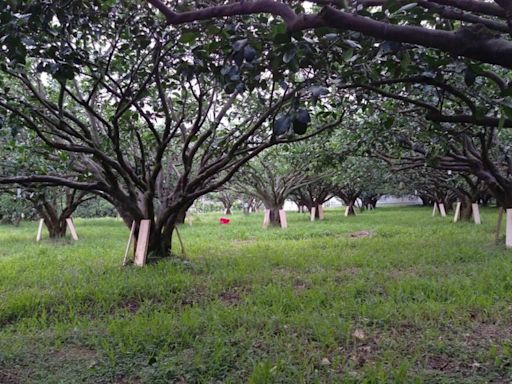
116;204;184;261
268;208;282;226
146;226;174;259
45;217;67;239
145;215;179;260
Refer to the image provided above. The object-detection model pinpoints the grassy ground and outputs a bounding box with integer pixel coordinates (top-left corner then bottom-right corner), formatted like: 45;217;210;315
1;206;511;383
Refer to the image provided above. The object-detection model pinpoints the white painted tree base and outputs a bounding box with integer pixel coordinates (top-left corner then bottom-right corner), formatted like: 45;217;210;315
134;220;151;267
36;219;44;242
453;202;461;223
438;203;446;217
432;202;439;217
472;203;481;224
66;218;79;241
279;209;288;229
123;221;136;266
506;209;512;249
262;209;270;229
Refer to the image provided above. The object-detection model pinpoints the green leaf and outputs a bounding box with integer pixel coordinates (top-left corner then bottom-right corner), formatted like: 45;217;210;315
310;86;329;97
283;47;297;64
396;2;417;13
274;33;290;44
243;45;256;62
179;32;197;44
342;48;353;61
271;23;287;37
501;103;512;120
324;33;339;42
498;114;505;129
501;88;512;97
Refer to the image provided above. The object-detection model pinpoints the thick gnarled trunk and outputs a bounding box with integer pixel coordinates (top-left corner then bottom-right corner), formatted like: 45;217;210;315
345;203;356;216
267;206;282;226
176;201;194;224
147;217;177;259
43;217;68;238
116;200;189;260
340;197;357;216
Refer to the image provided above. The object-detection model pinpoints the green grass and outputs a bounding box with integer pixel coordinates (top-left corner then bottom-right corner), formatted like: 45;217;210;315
1;206;512;383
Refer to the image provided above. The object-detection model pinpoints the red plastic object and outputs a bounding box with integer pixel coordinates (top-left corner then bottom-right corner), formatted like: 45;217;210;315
219;217;230;224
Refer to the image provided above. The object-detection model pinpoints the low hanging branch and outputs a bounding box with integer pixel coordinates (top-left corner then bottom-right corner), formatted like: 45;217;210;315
339;81;512;128
147;0;512;68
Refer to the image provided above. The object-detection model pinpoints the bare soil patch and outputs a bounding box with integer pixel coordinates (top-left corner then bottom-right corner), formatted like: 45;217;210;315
349;230;373;239
218;286;250;306
53;345;98;362
293;278;311;293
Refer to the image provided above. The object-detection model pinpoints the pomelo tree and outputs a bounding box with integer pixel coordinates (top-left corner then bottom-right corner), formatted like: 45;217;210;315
0;1;343;257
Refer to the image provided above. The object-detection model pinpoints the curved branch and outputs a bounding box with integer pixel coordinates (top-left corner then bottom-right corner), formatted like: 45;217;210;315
147;0;512;68
0;176;105;191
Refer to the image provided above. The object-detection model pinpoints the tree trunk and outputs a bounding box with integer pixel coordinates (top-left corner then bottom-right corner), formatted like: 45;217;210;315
114;202;184;260
176;202;195;224
44;217;67;239
486;183;512;210
459;197;473;221
445;197;456;212
342;197;357;216
266;207;283;226
460;204;472;221
225;206;232;215
314;203;321;218
115;205;136;228
145;215;178;259
480;194;492;207
269;208;281;225
419;195;431;206
361;197;373;211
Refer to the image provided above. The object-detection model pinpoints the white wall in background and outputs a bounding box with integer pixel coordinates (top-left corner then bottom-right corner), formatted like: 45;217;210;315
283;195;421;211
